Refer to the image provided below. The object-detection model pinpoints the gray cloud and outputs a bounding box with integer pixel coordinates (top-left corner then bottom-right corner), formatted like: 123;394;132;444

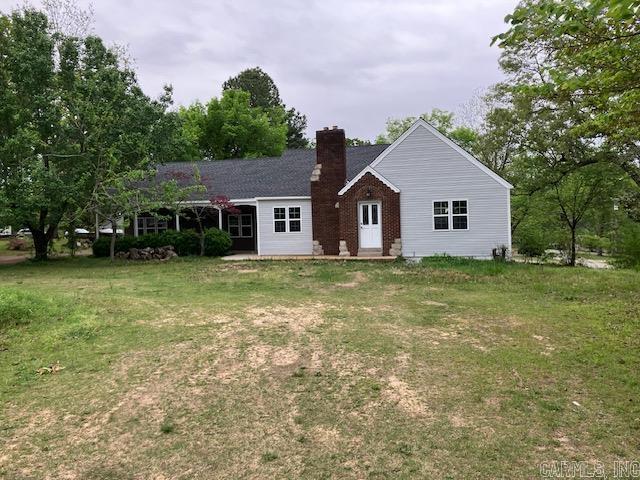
1;0;518;140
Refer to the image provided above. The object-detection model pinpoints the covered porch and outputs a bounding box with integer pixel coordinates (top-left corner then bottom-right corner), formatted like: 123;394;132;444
125;201;258;253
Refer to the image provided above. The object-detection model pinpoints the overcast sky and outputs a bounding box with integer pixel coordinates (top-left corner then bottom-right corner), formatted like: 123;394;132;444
2;0;518;140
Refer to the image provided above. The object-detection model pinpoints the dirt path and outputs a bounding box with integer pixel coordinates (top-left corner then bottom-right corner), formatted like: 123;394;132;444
0;255;28;265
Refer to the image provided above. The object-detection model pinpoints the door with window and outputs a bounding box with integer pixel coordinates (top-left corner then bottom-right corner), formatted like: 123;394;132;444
358;201;382;249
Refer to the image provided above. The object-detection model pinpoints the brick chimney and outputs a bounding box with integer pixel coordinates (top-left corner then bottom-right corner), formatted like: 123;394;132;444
310;126;346;256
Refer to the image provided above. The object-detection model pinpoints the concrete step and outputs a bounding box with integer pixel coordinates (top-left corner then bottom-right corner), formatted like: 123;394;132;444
357;248;383;257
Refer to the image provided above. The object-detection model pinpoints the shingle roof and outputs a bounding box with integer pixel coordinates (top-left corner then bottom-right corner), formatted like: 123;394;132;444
156;144;389;200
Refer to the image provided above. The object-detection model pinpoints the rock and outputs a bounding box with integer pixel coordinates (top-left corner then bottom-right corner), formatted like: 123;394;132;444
125;245;178;261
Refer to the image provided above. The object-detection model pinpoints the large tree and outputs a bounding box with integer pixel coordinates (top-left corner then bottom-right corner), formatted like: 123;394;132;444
195;89;288;160
0;8;180;260
493;0;640;187
223;67;309;148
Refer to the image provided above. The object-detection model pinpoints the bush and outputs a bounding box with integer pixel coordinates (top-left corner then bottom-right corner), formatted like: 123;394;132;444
204;228;233;257
514;227;549;258
613;222;640;268
8;237;30;251
579;234;611;253
92;229;231;258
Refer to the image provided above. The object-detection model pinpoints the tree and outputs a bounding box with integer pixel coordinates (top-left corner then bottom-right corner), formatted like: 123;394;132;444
222;66;281;109
550;165;619;266
493;0;640;187
172;166;239;256
346;138;372;146
223;67;308;148
0;7;181;260
176;103;206;161
199;89;287;159
375;109;478;151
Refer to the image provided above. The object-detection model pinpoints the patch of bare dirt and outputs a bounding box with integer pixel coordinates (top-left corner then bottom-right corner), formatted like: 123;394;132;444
384;375;429;417
449;413;468;428
421;300;447;307
246;303;326;334
336;271;367;288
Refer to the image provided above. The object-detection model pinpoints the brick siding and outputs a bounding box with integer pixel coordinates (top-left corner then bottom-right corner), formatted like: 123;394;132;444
338;172;401;256
311;128;347;255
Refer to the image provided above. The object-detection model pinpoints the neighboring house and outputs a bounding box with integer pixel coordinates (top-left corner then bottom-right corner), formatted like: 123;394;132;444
124;119;512;259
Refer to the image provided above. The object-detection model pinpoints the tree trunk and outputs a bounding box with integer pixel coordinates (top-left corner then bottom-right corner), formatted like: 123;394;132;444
569;226;577;267
32;230;49;261
110;219;117;261
196;212;205;256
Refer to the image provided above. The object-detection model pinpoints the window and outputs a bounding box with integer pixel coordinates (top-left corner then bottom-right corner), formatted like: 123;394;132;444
433;201;449;230
452;200;468;230
227;214;252;238
433;200;468;231
361;204;369;225
274;207;287;232
288;207;301;232
371;204;379;225
137;216;168;235
274;206;302;233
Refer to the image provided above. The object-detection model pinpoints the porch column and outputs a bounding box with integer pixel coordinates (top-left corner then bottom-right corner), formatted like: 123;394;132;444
218;207;222;230
95;213;99;239
133;213;139;237
175;213;180;232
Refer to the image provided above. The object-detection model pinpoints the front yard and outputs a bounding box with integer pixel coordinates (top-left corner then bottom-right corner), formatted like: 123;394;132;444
0;258;638;478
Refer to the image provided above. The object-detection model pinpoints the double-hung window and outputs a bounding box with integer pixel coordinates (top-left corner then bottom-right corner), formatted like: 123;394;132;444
228;214;253;238
274;207;302;233
137;216;168;235
433;200;468;231
433;201;449;230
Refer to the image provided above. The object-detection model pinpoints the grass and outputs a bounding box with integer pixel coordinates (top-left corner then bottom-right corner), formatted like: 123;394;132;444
0;256;639;478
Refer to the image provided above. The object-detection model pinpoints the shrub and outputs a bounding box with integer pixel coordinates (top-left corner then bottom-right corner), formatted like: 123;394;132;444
92;228;231;258
613;222;640;268
204;228;232;257
8;237;30;251
514;227;549;258
579;234;611;253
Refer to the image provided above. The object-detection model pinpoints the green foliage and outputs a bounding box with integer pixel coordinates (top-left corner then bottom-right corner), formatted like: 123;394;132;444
203;228;233;257
181;89;287;160
494;0;640;187
0;7;182;260
579;234;611;253
514;225;550;258
613;221;640;268
222;66;282;109
346;138;372;147
222;66;308;148
92;229;231;258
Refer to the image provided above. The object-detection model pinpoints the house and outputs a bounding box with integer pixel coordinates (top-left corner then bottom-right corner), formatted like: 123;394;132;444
125;119;513;259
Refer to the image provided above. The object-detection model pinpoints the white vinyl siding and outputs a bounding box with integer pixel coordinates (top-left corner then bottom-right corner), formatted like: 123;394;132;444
373;124;510;258
257;199;313;255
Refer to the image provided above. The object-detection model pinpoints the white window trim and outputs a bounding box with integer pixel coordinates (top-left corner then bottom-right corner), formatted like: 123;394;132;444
227;213;253;238
137;215;169;235
432;199;469;232
273;206;302;233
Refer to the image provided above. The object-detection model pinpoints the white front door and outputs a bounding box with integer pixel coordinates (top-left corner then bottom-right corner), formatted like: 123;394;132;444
358;201;382;249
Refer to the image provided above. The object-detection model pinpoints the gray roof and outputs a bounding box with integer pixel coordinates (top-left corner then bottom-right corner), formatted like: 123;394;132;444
157;144;389;200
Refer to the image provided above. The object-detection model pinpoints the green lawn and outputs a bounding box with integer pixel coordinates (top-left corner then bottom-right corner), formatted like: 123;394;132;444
0;257;638;478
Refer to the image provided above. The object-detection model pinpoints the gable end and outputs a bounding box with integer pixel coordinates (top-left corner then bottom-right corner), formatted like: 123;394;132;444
369;119;513;190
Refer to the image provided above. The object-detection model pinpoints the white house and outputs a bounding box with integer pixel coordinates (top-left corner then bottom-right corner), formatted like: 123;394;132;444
128;120;512;259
